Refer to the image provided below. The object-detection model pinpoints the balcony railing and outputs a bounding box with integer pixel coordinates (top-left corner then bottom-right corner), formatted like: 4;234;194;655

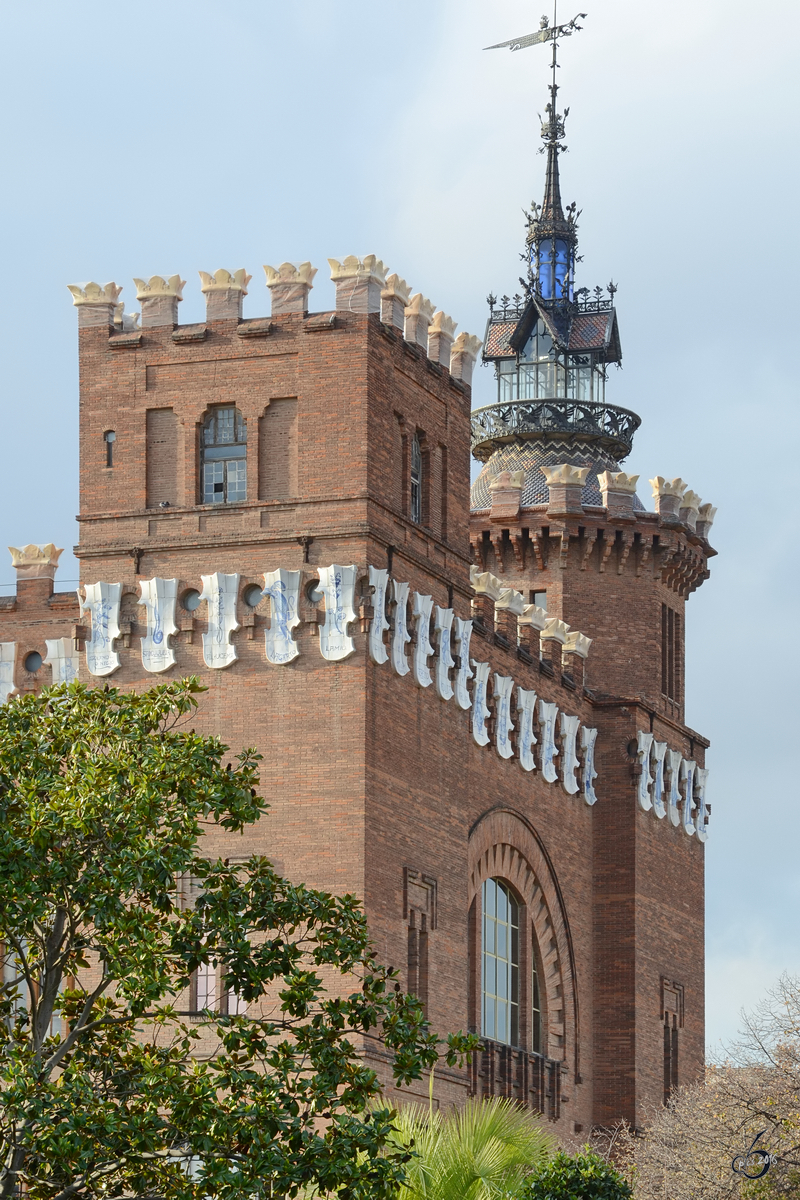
471;398;641;462
469;1039;566;1122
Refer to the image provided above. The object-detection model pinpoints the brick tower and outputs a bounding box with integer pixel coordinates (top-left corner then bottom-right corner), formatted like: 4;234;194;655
0;38;715;1137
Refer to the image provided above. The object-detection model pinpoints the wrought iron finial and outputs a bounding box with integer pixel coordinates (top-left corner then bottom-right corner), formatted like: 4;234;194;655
607;280;618;300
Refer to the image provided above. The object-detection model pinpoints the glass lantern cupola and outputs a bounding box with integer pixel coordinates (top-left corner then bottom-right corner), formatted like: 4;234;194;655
472;12;640;512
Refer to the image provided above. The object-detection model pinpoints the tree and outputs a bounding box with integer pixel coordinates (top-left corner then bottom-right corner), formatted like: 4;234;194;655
617;975;800;1200
388;1095;553;1200
0;679;473;1200
521;1149;632;1200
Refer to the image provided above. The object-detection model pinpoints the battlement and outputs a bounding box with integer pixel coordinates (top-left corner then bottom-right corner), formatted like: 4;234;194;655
69;255;483;382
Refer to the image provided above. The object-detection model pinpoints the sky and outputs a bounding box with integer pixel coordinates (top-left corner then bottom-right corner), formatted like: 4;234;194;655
0;0;798;1050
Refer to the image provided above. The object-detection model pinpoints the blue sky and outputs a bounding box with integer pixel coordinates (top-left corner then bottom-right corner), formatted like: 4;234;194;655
1;0;798;1049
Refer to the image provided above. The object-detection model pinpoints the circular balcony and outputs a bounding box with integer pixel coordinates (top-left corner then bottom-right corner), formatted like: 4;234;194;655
471;399;641;463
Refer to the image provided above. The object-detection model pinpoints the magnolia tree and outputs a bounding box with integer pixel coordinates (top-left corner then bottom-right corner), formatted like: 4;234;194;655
0;680;474;1200
616;976;800;1200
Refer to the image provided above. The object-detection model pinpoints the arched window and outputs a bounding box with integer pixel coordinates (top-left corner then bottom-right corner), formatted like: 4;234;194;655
481;878;519;1046
410;433;422;524
201;407;247;505
104;430;116;468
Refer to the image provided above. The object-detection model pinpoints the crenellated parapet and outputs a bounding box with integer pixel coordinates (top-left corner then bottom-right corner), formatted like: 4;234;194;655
450;332;483;386
134;275;186;328
404;293;436;349
380;273;412;329
199;268;251;322
471;460;716;600
263;262;317;316
67;282;123;328
67;258;481;386
427;310;458;366
328;255;387;314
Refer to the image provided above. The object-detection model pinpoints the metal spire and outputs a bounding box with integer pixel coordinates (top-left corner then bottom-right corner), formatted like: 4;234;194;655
485;5;587;302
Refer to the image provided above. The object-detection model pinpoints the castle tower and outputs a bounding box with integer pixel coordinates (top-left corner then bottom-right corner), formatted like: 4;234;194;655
0;27;714;1137
472;20;715;1124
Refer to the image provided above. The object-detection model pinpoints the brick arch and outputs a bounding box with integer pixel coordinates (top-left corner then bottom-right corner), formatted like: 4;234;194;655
469;807;580;1080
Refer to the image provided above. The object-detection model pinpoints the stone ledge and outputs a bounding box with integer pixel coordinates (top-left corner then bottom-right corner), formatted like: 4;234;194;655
236;318;274;339
108;331;143;349
171;324;207;344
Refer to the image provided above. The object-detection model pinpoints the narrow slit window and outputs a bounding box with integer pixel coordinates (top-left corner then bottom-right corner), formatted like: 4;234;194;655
410;433;422;524
104;430;116;468
531;947;543;1054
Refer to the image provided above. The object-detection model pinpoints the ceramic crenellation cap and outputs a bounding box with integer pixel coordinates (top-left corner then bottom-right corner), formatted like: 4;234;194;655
540;616;571;645
650;476;687;520
542;463;588;516
67;282;123;329
263;262;317;316
488;469;525;523
449;332;482;385
598;469;639;515
199;268;251;321
329;255;387;314
134;275;186;328
380;273;412;329
678;489;702;530
563;630;592;659
404;292;436;350
9;543;63;582
519;603;548;631
427;310;458;367
696;502;717;540
469;564;505;602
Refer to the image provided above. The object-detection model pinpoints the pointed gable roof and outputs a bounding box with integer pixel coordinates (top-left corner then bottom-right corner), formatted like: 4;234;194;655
483;295;622;364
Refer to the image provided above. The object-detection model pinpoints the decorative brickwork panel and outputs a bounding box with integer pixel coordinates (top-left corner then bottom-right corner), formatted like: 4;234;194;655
145;408;177;508
259;398;298;501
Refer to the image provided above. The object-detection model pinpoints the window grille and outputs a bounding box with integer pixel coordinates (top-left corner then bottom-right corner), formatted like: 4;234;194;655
201;407;247;505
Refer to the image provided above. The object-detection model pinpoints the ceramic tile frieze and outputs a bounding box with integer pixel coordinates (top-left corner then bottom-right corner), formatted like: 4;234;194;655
433;607;455;701
45;637;79;685
80;582;121;676
493;673;515;760
139;577;178;673
0;643;15;702
317;565;356;662
263;569;301;665
471;661;491;747
516;687;538;772
579;726;598;805
200;572;240;669
453;617;473;710
390;580;411;677
538;700;559;784
560;713;580;795
367;567;390;666
411;594;434;688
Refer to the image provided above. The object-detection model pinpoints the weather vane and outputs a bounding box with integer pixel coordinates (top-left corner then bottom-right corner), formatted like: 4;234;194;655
484;4;587;55
484;4;587;149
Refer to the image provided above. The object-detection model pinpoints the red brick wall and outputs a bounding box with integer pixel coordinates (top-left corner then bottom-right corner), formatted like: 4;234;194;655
0;303;710;1134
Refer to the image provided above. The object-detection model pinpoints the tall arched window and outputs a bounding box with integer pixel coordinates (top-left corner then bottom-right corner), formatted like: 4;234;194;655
201;407;247;504
481;878;519;1045
410;433;422;524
